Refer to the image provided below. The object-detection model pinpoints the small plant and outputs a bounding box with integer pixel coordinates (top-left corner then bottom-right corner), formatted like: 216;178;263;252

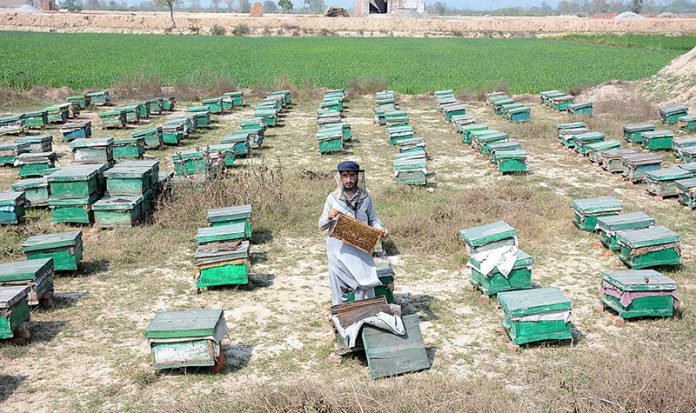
233;24;251;36
210;24;226;36
134;370;158;388
188;25;200;34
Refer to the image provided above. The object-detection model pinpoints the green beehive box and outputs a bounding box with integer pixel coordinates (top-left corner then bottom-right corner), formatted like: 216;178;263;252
622;153;663;183
317;132;344;155
489;141;521;163
539;90;564;105
273;89;291;105
496;150;528;174
384;110;409;126
44;103;70;124
659;105;688;124
616;226;681;269
145;309;228;370
207;205;252;227
386;125;414;145
70;138;114;165
85;90;111;106
254;108;276;127
145;98;163;115
459;221;517;255
672;137;696;159
566;102;593;116
597;212;655;251
187;107;211;128
118;159;159;188
475;131;509;156
205;144;235;168
558;128;589;149
641;130;674;151
678;114;696;132
48;197;95;225
601;270;679;319
161;96;176;111
350;258;396;304
113;137;145;159
117;105;140;123
67;95;90;110
0;142;30;165
197;221;250;245
571;197;623;232
321;99;343;112
22;110;48;129
171;150;216;176
0;124;24;136
61;120;92;141
104;165;153;196
220;132;251;156
161;120;186;145
676;178;696;209
194;240;250;288
442;104;466;121
47;164;104;200
505;105;531;123
10;178;49;207
0;286;30;340
99;110;127;128
452;114;476;129
93;195;143;228
393;156;427;172
497;287;573;346
583;139;619;159
22;231;83;272
395;169;427;186
574;132;605;155
556;121;587;132
601;149;637;173
201;97;224;114
224;92;243;106
395;137;427;154
361;314;430;380
16;134;53;153
469;129;499;149
459;124;489;145
469;249;533;296
645;167;693;198
133;127;163;150
17;151;56;178
0;258;54;307
137;102;151;119
0;192;26;225
550;95;575;111
220;96;234;111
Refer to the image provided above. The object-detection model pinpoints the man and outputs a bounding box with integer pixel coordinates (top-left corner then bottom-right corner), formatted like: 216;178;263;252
319;161;389;305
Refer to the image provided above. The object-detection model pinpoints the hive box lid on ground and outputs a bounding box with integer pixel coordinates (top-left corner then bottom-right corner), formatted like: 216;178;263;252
196;222;248;245
145;309;226;340
22;231;82;252
616;226;680;249
207;205;252;224
0;285;30;309
601;270;677;292
194;240;250;266
0;258;53;282
497;287;572;317
571;197;622;215
458;221;517;252
596;212;655;233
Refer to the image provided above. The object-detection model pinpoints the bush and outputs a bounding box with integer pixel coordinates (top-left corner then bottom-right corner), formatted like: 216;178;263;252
210;25;226;36
233;24;251;36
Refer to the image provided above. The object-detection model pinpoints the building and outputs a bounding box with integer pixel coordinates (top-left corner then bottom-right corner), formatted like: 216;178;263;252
353;0;425;16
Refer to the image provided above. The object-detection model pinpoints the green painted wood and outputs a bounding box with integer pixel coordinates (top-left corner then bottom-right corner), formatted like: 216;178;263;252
21;110;48;129
145;309;224;339
616;226;680;249
395;170;427;186
319;138;344;154
150;339;216;370
616;227;681;269
93;196;143;228
207;205;252;225
501;314;573;345
571;197;623;232
459;221;517;252
597;212;655;251
498;287;573;345
659;105;688;124
642;130;674;151
0;295;30;339
10;178;49;207
196;222;249;244
469;250;533;296
602;295;674;318
618;246;681;269
207;144;237;167
566;102;593;116
201;98;224;114
85;90;111;106
197;263;249;288
49;200;93;225
0;258;52;282
574;132;606;155
646;167;693;197
361;314;430;380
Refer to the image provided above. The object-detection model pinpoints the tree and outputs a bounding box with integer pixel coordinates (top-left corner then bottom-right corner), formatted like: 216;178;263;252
154;0;182;27
591;0;609;13
189;0;201;11
239;0;250;12
303;0;324;13
608;0;625;12
631;0;643;13
224;0;234;10
263;0;277;12
429;1;447;14
556;0;573;13
278;0;292;12
540;1;553;14
211;0;220;11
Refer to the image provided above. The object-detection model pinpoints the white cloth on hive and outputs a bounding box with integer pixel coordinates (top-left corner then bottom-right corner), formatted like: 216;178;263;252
469;245;518;278
511;310;572;324
332;312;405;349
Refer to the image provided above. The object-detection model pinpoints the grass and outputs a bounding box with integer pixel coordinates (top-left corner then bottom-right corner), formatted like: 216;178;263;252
0;32;687;95
557;34;696;52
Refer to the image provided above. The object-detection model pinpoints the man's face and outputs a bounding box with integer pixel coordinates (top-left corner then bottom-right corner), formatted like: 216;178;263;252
340;171;358;190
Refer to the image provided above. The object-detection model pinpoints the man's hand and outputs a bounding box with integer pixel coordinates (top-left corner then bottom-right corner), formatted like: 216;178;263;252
381;228;390;239
328;209;340;219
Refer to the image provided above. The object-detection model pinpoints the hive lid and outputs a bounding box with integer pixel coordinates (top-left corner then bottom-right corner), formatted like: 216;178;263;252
574;132;605;142
495;150;528;160
196;222;247;244
623;123;655;133
145;309;224;339
0;191;25;204
616;226;680;248
458;221;517;248
92;195;143;210
646;167;692;181
207;205;252;223
10;177;48;190
0;258;53;282
69;138;113;149
642;130;674;139
460;124;488;132
22;231;82;252
622;153;663;165
556;122;587;130
497;287;571;317
16;135;52;144
47;164;104;181
0;286;30;309
596;212;655;232
675;178;696;190
602;270;677;291
678;162;696;173
571;197;623;214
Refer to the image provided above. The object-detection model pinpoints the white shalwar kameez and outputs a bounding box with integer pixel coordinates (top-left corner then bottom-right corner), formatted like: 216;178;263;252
318;189;384;305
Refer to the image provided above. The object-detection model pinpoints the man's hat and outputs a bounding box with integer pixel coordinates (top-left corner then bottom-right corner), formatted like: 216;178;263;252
337;160;363;172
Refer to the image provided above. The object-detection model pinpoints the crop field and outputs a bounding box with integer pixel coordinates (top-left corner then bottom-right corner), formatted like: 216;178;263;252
1;31;696;413
0;32;693;94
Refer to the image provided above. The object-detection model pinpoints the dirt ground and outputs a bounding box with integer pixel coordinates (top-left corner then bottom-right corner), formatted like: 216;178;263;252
0;84;695;411
2;10;696;37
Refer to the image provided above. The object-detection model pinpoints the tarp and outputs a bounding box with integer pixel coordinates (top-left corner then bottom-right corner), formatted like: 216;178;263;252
332;311;405;348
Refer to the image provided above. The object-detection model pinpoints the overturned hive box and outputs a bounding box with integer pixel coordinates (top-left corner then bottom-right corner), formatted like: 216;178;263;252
330;213;383;254
601;270;679;319
571;197;623;232
616;226;681;269
0;258;54;307
596;212;655;252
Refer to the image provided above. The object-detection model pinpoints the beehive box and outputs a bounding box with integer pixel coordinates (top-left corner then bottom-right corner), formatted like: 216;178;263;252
16;151;57;178
85;90;111;106
23;231;83;272
645;167;693;198
395;169;428;186
443;104;466;121
459;124;489;145
616;226;681;269
145;309;228;371
118;105;141;123
622;153;663;183
451;114;476;128
254;108;276;127
145;98;163;115
194;241;250;288
673;137;696;159
0;142;30;166
16;135;52;153
393;155;427;172
566;102;593;116
395;137;427;154
160;96;176;111
117;160;159;188
682;146;696;163
601;149;637;173
571;197;623;232
223;91;243;106
551;95;575;111
207;205;252;228
386;125;414;145
485;91;508;103
197;222;251;245
171;150;217;176
558;128;590;148
48;197;95;225
490;97;514;112
0;286;30;340
47;164;104;201
678;114;696;132
540;90;564;105
497;287;573;346
597;212;655;251
458;221;517;255
659;104;688;124
22;110;48;129
475;131;509;156
469;249;533;296
206;144;236;167
0;258;54;307
496;150;528;174
161;120;186;145
0;192;26;225
187;107;212;128
10;177;49;207
220;132;251;156
556;121;587;132
131;127;162;150
60;120;92;141
113;137;145;159
0;124;24;136
93;195;143;228
44;103;70;124
505;105;531;123
601;270;679;319
67;95;90;110
348;258;396;304
574;132;606;155
99;110;126;129
201;97;225;114
330;213;383;253
488;141;521;162
584;140;621;160
623;123;655;143
317;132;344;155
676;178;696;208
642;130;674;151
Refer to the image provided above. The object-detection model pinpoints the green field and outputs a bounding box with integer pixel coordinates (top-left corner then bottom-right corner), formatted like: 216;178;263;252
0;32;690;94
